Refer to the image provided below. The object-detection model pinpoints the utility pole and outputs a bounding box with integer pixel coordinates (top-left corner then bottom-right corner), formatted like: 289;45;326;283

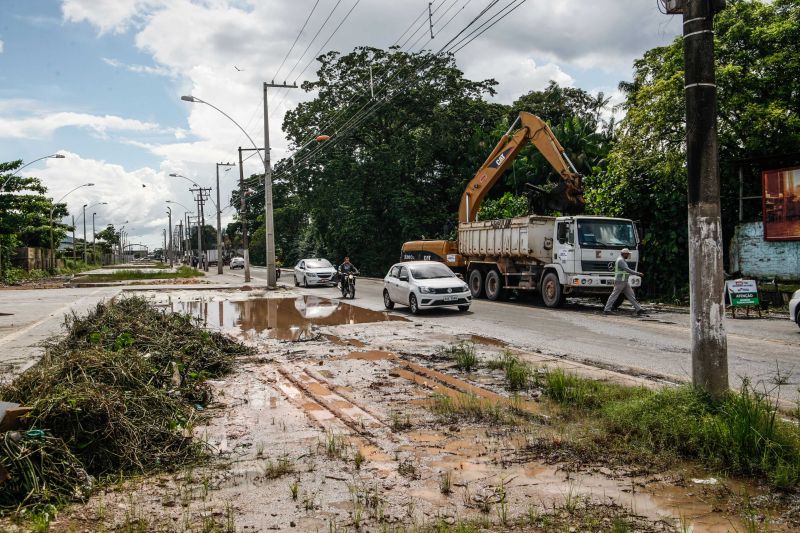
92;213;96;264
215;162;235;274
264;81;297;287
238;147;251;282
166;206;173;267
665;0;729;396
428;2;434;39
163;229;167;262
71;215;76;260
82;204;87;264
191;186;212;272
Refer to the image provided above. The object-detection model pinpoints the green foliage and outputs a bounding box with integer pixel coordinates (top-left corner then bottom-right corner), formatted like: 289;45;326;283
588;0;800;298
440;342;479;372
75;265;202;282
477;192;528;221
0;160;69;278
604;381;800;489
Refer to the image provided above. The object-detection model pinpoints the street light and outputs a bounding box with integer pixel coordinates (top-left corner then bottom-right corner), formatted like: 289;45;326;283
0;153;66;192
168;172;201;189
49;183;94;270
181;94;276;283
76;201;107;264
166;205;173;267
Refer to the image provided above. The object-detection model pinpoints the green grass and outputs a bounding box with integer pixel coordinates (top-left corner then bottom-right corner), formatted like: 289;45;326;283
441;342;479;372
75;265;203;282
538;369;800;489
429;393;519;425
487;351;530;391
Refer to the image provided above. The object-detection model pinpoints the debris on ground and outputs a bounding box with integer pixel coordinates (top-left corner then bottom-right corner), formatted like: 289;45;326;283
0;296;253;515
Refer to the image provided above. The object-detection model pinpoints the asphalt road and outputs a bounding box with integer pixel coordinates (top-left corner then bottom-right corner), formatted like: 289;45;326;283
229;266;800;397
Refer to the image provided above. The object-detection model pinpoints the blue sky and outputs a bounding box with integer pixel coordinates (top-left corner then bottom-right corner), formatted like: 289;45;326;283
0;0;682;249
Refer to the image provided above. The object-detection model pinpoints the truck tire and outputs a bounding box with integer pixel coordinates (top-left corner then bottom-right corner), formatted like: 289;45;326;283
468;269;484;298
540;271;565;308
485;270;504;301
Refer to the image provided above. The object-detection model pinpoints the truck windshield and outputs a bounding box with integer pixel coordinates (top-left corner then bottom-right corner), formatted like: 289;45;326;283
577;220;637;249
306;259;332;269
409;264;455;279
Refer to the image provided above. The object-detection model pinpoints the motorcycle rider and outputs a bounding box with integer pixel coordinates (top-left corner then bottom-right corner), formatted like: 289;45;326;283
338;256;359;293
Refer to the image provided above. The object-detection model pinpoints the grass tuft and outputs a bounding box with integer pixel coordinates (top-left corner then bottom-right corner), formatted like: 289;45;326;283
441;342;479;372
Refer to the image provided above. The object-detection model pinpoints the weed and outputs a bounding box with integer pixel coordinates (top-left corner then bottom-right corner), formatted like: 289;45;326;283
495;478;509;525
321;431;349;459
353;502;364;530
390;411;412;432
224;501;235;533
290;480;300;500
439;471;452;495
256;442;265;458
398;458;419;479
303;491;316;511
354;449;366;470
441;342;479;372
429;393;516;425
263;454;294;479
487;351;530;390
544;368;642;410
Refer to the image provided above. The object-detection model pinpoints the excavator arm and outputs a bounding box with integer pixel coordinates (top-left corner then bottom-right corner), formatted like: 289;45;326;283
458;112;584;223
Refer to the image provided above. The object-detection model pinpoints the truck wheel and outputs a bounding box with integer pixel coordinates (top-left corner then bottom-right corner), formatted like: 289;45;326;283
540;272;565;308
485;270;504;301
468;269;484;298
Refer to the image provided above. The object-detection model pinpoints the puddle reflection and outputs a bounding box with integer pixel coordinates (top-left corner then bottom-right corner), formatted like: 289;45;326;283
173;296;404;340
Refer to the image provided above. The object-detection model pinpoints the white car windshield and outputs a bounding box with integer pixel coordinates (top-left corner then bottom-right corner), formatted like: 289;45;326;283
409;264;455;280
306;259;332;269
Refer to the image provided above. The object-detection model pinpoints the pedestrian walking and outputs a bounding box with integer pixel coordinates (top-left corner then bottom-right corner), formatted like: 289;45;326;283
604;248;646;316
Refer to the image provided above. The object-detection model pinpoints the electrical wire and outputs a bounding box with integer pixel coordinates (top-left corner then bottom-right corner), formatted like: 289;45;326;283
270;0;522;180
272;0;321;83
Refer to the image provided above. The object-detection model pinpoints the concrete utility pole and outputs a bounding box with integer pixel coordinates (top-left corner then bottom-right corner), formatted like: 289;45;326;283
71;216;76;260
666;0;729;396
264;81;297;287
238;147;251;283
82;204;87;264
166;206;173;267
92;213;96;264
215;162;235;274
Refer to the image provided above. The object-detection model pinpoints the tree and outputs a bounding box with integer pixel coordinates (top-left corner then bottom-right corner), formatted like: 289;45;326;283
95;225;120;255
0;161;68;277
477;192;528;221
188;224;217;252
586;0;800;299
270;47;504;275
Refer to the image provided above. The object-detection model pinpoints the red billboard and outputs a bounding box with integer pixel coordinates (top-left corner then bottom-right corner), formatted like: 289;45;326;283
762;166;800;241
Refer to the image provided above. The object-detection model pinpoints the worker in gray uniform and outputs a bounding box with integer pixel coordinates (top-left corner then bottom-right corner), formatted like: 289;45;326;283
604;248;645;316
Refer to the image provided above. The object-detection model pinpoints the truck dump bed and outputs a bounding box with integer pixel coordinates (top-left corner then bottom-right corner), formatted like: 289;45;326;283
458;215;555;263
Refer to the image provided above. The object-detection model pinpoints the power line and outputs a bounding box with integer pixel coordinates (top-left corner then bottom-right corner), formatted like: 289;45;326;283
270;0;521;179
272;0;322;83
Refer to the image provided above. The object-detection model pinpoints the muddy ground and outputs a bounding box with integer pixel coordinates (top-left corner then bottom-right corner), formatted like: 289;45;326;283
32;288;800;532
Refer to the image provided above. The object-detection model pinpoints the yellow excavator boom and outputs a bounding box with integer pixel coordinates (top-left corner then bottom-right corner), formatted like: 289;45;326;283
458;112;584;223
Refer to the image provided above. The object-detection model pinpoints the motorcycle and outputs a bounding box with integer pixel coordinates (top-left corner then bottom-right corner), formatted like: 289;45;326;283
340;272;356;299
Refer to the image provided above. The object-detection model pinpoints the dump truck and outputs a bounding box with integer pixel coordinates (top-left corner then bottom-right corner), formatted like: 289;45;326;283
401;112;641;308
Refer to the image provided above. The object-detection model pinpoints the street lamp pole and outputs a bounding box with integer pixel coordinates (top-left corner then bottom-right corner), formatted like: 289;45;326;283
92;212;96;264
82;204;88;264
49;183;94;271
0;153;66;192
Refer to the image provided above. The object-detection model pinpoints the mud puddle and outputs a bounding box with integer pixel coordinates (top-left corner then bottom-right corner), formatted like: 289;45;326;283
172;295;405;340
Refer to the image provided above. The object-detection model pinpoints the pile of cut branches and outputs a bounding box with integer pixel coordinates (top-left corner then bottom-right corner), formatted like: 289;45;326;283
0;296;253;512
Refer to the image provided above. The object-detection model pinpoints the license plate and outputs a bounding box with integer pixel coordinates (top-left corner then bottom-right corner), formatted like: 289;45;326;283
443;295;458;302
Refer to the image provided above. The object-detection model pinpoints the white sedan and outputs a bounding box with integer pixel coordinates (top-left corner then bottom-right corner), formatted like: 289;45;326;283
383;261;471;314
790;289;800;329
294;258;337;287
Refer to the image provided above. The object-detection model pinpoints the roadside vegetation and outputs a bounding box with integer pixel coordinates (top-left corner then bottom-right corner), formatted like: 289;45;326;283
0;296;252;524
74;265;203;282
1;260;95;286
440;342;800;490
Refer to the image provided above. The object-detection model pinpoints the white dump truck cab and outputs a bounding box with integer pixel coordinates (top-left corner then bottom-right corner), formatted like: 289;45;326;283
549;216;640;301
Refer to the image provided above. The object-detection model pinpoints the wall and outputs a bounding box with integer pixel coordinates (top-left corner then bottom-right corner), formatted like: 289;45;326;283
729;222;800;281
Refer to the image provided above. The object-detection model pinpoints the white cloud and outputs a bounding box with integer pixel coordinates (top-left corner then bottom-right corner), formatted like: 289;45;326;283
0;39;4;53
102;57;174;77
49;0;683;246
0;111;160;139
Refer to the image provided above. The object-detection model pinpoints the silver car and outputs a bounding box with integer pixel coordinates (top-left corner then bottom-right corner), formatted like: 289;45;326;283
294;258;337;287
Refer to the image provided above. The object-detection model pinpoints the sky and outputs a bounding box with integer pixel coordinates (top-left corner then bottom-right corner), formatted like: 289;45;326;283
0;0;682;250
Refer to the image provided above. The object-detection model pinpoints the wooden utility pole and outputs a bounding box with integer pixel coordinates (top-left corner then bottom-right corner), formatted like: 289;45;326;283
668;0;729;396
